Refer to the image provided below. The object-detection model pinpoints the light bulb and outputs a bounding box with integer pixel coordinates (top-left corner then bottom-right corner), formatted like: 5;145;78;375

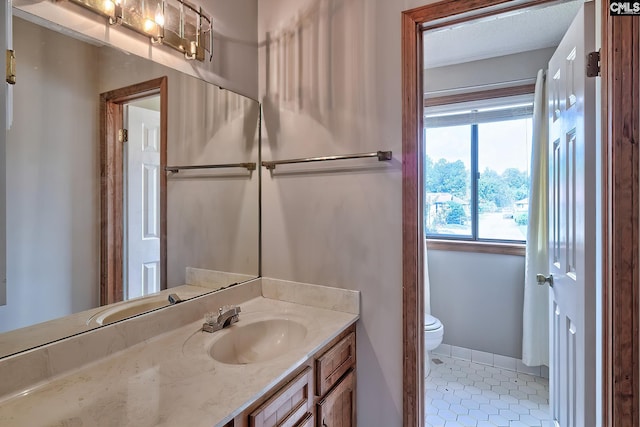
103;0;115;14
144;18;156;33
155;3;164;27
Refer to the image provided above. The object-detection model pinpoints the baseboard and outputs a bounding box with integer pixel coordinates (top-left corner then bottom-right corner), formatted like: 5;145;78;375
432;343;549;379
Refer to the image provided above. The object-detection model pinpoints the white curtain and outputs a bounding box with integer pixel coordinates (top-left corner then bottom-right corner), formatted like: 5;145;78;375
424;237;431;316
522;69;549;367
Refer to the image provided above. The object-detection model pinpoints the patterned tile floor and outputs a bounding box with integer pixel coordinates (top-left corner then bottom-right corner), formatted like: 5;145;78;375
425;355;554;427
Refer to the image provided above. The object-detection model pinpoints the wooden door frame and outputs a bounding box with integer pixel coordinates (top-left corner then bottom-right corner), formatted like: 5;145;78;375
602;8;639;426
402;1;637;426
100;76;168;306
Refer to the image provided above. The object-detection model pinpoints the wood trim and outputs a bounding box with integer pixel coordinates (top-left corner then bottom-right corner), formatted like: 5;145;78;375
401;8;423;427
159;77;168;292
405;0;510;25
426;239;525;256
100;77;168;305
604;10;640;426
405;0;558;31
424;84;535;107
100;100;124;305
600;3;612;426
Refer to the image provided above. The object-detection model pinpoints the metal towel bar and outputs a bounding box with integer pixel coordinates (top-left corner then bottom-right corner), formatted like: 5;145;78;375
261;150;392;170
165;163;256;173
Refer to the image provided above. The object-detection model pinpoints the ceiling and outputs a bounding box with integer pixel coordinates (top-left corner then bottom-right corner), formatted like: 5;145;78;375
423;0;583;69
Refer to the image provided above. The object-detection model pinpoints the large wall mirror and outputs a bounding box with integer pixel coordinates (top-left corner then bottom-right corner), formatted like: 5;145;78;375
0;10;260;358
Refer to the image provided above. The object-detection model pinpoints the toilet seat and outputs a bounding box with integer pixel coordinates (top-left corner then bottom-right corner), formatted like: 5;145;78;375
425;314;442;331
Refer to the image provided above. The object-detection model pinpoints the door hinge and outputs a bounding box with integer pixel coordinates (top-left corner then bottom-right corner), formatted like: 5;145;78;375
118;129;128;143
5;50;16;85
586;50;600;78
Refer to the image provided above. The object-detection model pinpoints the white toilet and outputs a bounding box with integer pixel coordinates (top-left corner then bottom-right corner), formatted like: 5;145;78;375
424;314;444;377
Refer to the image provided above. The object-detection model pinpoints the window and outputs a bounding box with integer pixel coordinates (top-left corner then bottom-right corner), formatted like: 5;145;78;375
424;95;533;243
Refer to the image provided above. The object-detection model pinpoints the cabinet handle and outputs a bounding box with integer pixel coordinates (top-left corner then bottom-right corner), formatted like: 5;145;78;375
322;419;327;427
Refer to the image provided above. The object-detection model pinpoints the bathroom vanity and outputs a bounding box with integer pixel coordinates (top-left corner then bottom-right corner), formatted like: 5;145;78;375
0;278;359;427
0;1;361;425
229;325;356;427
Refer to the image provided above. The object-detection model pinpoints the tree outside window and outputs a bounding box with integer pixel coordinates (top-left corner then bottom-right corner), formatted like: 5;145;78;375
424;100;532;243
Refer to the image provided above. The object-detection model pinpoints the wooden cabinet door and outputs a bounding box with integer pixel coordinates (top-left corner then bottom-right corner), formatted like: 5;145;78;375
316;370;355;427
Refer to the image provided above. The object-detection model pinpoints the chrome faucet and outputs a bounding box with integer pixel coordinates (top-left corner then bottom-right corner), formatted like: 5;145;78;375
202;305;241;333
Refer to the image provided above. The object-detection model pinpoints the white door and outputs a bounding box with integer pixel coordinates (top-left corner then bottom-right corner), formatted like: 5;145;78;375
125;104;161;300
546;3;597;426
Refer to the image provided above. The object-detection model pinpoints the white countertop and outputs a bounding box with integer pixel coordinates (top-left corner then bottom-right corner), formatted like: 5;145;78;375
0;296;358;427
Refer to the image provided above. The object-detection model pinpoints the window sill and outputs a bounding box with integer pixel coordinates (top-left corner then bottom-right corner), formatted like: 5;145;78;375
426;239;525;256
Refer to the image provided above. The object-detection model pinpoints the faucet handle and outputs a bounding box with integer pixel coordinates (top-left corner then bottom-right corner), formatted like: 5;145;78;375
204;311;217;325
202;305;241;333
220;305;241;315
204;306;241;324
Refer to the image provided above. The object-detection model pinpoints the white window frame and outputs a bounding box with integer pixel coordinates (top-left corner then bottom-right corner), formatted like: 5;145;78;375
424;93;534;246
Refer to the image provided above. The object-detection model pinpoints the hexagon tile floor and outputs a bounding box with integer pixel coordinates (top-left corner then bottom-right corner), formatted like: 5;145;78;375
425;355;554;427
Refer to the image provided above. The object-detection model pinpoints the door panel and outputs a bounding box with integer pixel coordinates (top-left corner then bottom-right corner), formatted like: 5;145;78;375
547;3;597;426
142;163;159;239
126;104;161;299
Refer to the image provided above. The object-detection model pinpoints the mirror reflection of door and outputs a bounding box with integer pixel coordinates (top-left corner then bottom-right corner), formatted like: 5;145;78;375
100;77;167;306
124;100;161;300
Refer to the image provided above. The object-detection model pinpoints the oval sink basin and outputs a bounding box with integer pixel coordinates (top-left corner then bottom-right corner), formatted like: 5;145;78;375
209;319;307;365
90;296;170;326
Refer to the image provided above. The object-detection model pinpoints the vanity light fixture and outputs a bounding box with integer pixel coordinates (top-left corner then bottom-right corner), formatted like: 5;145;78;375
104;0;122;25
67;0;212;61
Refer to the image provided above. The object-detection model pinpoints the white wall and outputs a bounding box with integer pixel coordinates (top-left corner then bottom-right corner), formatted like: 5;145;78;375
1;18;100;332
427;250;526;358
424;47;556;95
258;0;430;425
165;91;260;286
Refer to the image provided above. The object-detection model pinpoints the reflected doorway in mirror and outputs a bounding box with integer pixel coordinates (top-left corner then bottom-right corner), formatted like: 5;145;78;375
100;77;168;305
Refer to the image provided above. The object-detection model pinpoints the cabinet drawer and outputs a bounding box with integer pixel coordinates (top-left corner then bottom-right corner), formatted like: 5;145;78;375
249;367;313;427
315;332;355;396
